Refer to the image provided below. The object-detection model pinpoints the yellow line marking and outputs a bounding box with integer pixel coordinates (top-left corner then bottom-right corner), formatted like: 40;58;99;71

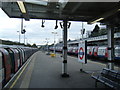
10;60;30;88
20;56;36;88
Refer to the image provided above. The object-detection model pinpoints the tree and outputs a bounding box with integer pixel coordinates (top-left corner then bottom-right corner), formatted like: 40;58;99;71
26;43;32;47
99;28;107;35
93;24;100;32
32;43;37;48
90;24;100;37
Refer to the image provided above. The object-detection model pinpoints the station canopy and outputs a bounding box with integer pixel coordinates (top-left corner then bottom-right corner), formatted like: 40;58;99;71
1;0;120;25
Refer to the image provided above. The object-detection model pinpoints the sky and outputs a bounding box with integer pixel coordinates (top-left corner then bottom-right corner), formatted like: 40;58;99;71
0;8;103;45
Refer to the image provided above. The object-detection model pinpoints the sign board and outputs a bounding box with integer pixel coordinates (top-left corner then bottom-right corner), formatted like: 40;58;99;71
78;40;87;64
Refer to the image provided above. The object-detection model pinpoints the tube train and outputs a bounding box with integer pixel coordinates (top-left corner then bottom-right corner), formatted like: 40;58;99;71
49;45;120;60
0;45;38;89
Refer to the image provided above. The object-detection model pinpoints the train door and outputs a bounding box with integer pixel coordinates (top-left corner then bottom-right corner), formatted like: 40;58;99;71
19;48;25;64
94;47;98;57
5;48;15;75
16;48;22;67
14;49;20;69
105;47;108;59
89;47;93;56
9;48;18;73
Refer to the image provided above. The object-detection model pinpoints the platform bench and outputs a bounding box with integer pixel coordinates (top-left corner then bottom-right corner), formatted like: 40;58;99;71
91;68;120;90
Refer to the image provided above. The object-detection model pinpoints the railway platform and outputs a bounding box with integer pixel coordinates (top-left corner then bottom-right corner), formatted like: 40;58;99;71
4;51;120;88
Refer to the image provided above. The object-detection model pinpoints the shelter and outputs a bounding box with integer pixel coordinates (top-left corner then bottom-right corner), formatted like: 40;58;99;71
0;0;120;76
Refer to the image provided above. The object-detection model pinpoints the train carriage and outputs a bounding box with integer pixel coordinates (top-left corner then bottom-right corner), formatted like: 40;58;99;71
0;48;11;86
0;52;4;89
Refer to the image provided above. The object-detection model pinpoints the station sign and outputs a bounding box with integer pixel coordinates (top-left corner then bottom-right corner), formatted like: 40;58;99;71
78;40;87;64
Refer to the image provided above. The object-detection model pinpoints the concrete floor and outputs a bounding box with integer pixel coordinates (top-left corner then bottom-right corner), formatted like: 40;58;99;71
10;51;119;88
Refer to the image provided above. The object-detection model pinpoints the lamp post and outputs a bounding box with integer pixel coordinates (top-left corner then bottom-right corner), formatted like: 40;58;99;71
52;32;57;54
25;37;28;45
45;38;49;53
81;22;85;40
17;31;20;43
21;18;26;45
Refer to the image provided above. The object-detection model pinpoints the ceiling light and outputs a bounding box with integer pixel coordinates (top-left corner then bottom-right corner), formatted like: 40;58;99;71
91;18;104;24
17;1;26;13
67;22;71;28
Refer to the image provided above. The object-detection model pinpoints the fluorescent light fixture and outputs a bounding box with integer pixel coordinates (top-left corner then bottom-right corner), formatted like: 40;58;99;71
118;9;120;11
17;1;26;13
25;0;48;6
91;18;104;24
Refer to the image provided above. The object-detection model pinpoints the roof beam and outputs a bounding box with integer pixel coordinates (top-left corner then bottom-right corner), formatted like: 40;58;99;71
0;1;2;8
70;2;82;14
59;0;69;11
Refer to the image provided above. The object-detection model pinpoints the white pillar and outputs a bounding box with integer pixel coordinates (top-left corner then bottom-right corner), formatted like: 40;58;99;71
107;26;114;70
61;20;69;77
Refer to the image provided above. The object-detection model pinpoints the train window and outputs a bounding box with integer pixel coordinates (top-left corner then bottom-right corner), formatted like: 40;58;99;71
8;49;13;54
116;49;120;53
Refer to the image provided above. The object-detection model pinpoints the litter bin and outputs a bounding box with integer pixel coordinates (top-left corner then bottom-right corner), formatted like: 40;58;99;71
50;53;56;57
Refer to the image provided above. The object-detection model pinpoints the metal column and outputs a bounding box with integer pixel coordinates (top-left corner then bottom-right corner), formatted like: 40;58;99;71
107;26;114;70
20;18;23;43
61;20;69;77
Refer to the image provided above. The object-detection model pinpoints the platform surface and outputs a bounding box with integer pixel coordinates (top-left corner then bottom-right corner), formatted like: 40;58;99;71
10;51;120;88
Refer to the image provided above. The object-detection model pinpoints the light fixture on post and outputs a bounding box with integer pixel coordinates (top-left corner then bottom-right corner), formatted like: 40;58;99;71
59;21;71;29
41;19;45;28
60;22;63;28
17;1;26;14
54;20;58;29
67;22;71;28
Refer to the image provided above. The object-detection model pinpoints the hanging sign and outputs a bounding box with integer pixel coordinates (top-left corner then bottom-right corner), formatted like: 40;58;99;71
78;40;87;64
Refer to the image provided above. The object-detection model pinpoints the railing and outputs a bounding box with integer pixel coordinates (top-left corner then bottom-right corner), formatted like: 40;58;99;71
68;32;120;44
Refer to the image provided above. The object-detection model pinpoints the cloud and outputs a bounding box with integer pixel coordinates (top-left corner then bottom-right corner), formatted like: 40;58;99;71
0;8;102;45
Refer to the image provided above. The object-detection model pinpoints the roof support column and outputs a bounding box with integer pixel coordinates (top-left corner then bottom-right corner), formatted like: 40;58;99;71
61;19;69;77
20;18;23;43
0;2;2;8
107;25;114;70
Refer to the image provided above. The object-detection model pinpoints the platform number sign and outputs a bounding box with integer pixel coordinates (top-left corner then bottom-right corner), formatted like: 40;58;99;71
78;40;87;64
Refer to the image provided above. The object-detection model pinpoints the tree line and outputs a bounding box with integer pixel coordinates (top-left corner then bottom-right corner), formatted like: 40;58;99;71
0;39;37;48
89;24;120;37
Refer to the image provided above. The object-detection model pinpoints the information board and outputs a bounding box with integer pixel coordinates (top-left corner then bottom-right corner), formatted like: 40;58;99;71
78;40;87;64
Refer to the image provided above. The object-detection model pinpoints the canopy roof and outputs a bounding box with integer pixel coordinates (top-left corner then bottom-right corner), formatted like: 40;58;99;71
1;0;120;25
